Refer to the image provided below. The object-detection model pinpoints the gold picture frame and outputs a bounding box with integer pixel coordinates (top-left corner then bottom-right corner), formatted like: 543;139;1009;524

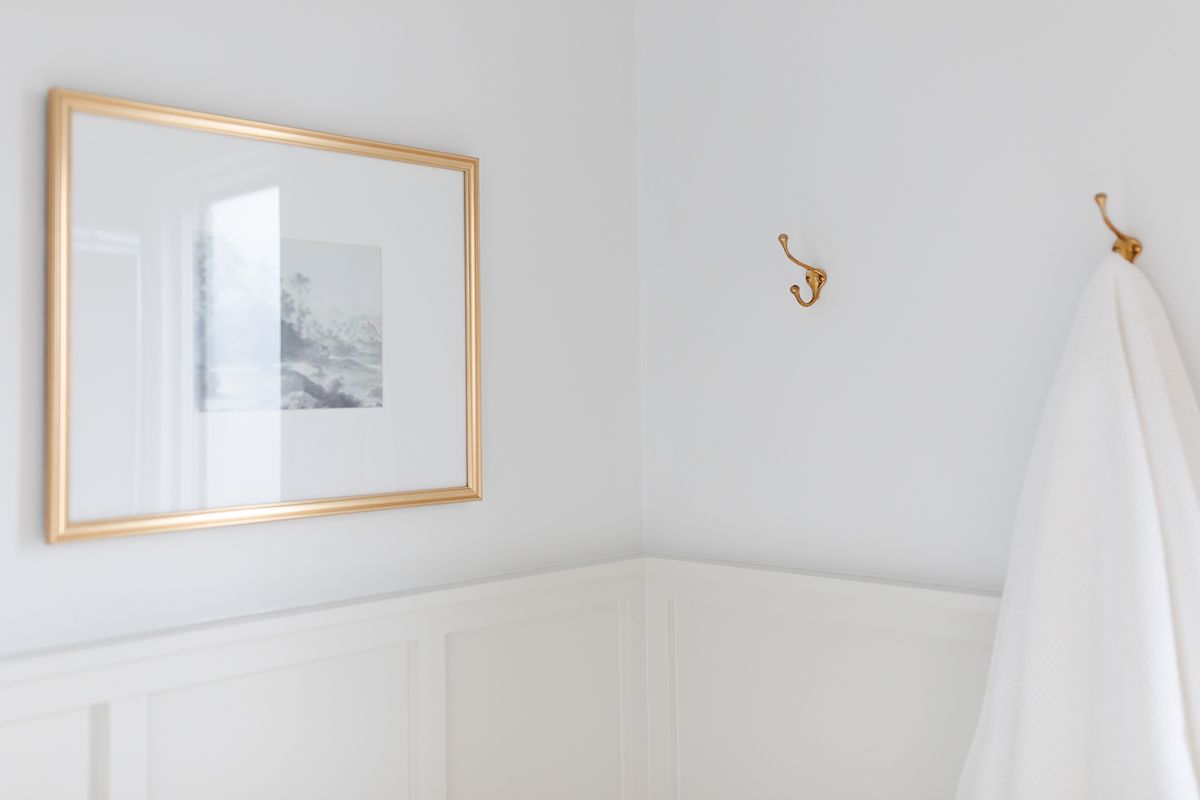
45;89;481;543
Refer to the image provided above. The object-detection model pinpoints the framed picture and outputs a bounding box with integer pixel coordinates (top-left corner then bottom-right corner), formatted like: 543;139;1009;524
45;89;481;543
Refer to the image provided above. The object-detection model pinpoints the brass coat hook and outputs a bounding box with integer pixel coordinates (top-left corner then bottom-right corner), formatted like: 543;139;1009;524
1094;193;1142;264
778;234;826;307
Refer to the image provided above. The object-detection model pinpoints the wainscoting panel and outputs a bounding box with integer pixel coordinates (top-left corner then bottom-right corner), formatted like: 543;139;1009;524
447;602;627;800
643;558;1000;800
0;709;92;799
0;560;648;800
148;645;412;799
0;556;996;799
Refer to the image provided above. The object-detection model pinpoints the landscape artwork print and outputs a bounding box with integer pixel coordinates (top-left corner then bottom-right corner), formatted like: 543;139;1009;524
195;235;384;411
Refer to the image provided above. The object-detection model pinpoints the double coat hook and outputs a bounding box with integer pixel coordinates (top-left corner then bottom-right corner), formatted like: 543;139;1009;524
778;234;826;307
1094;193;1142;264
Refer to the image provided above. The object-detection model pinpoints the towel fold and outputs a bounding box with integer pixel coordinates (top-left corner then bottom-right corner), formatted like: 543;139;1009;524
958;254;1200;799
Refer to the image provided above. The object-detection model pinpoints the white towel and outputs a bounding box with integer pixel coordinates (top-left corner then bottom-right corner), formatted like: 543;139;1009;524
958;254;1200;800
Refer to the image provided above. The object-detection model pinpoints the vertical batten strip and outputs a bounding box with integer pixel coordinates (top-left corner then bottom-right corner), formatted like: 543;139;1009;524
643;586;678;800
418;634;448;800
617;594;645;800
91;696;149;800
406;641;420;800
665;598;679;800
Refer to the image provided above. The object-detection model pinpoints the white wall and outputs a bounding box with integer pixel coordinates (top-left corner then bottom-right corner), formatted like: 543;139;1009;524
0;556;996;799
8;0;1195;653
636;0;1200;590
0;0;642;655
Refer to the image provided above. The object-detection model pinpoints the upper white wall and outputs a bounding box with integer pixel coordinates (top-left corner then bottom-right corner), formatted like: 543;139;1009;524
0;0;642;656
637;0;1200;590
10;0;1200;654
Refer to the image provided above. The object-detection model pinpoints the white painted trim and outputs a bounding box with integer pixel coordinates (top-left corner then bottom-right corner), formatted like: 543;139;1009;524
0;556;996;799
414;636;446;800
93;695;148;800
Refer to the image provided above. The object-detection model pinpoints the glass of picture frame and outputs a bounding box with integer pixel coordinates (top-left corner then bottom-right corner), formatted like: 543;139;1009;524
45;89;481;542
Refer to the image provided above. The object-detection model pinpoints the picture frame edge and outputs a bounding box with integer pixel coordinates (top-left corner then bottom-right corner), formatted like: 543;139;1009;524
43;88;483;544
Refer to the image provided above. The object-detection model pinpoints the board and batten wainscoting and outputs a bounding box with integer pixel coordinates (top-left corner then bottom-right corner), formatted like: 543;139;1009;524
0;557;998;799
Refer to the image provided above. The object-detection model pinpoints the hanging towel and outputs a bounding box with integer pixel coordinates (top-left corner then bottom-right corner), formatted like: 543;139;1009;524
958;253;1200;800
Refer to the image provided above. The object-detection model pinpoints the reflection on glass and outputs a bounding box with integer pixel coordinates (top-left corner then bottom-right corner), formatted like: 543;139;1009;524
195;186;283;411
190;186;283;509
